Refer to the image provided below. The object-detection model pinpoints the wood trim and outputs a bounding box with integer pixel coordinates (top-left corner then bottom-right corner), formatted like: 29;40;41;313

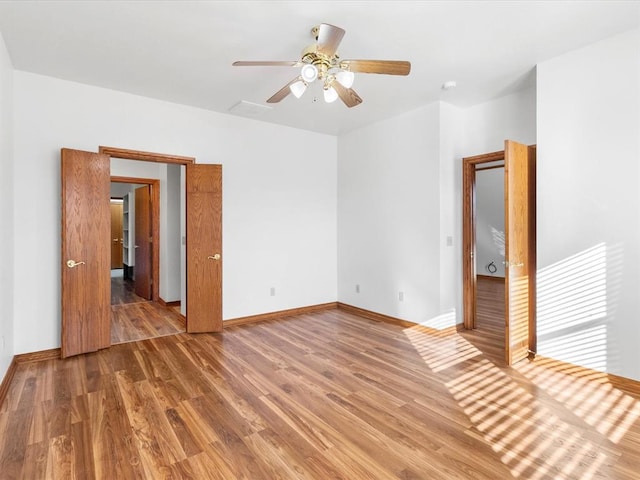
110;176;158;185
462;150;508;331
477;274;505;283
337;303;464;335
15;348;61;363
224;303;338;328
99;146;195;164
337;303;417;329
158;298;181;308
463;150;505;165
475;163;505;171
0;358;18;408
111;177;161;302
528;145;537;355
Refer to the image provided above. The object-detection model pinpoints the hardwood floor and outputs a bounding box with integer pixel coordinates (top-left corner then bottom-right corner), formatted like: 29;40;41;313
111;271;146;305
466;275;506;365
110;270;185;345
111;302;186;345
1;307;640;479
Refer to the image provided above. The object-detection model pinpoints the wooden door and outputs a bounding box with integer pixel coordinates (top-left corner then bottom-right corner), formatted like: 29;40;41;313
61;148;111;358
134;185;152;300
110;201;123;269
504;140;536;365
186;164;223;333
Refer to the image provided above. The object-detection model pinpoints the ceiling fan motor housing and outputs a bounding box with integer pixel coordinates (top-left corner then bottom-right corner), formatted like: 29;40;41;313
301;44;335;80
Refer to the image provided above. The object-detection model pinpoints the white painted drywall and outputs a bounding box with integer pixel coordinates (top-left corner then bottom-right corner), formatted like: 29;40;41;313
537;28;640;381
0;32;13;379
438;102;464;327
12;72;337;354
338;103;442;324
338;89;535;329
476;167;505;277
461;86;537;157
164;164;182;303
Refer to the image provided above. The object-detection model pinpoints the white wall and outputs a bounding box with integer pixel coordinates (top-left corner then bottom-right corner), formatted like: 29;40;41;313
537;28;640;381
338;103;442;324
0;32;13;379
462;86;537;157
437;102;464;327
164;164;182;303
337;89;535;329
12;72;337;354
476;167;505;277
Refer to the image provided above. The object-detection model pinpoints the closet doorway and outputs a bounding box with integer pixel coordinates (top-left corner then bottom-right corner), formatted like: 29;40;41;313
462;140;537;366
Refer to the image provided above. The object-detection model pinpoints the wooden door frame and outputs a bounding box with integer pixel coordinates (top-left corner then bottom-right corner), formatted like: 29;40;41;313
462;149;505;330
462;145;537;361
110;176;160;301
102;146;195;330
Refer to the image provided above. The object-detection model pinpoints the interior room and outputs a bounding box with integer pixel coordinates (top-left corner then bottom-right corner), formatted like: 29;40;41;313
0;1;638;478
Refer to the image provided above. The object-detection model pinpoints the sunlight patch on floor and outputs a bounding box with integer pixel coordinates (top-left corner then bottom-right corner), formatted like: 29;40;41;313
515;359;640;444
404;327;617;479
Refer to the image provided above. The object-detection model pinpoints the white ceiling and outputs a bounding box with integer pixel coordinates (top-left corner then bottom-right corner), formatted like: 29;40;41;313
0;1;638;135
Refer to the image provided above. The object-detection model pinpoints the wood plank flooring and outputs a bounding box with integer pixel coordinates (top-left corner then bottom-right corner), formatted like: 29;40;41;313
466;275;506;365
1;306;640;479
111;302;186;345
110;271;185;345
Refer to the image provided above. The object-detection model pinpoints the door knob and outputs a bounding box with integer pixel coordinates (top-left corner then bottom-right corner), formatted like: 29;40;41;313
504;261;524;268
66;259;86;268
113;238;119;243
208;254;221;260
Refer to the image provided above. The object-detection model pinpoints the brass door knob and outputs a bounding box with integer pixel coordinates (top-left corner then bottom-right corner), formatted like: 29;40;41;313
66;259;86;268
207;254;221;260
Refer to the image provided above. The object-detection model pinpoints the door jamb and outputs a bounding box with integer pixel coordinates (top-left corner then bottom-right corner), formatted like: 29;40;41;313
101;146;195;333
462;150;505;330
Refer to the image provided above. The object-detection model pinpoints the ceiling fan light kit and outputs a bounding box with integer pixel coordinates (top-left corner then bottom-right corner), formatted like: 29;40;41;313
290;80;308;99
233;23;411;108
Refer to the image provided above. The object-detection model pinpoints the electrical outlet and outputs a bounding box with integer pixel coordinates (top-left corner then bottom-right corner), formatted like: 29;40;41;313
270;287;276;297
399;291;404;302
355;284;360;293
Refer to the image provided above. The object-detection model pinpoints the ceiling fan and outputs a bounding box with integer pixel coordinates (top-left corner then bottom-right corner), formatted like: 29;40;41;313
232;23;411;108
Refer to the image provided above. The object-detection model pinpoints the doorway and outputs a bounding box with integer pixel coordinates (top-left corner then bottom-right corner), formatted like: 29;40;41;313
108;176;185;344
462;140;537;366
61;146;223;358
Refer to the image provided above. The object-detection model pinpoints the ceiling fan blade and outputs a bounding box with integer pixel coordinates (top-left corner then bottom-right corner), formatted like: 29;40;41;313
331;80;362;108
233;61;301;67
315;23;345;57
340;60;411;76
266;77;301;103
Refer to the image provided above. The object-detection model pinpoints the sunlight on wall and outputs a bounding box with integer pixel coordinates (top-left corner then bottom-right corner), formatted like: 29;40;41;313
537;243;608;371
418;310;457;331
491;226;505;256
403;324;640;479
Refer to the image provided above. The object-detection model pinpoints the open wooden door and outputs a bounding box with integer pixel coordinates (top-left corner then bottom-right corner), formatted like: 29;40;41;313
134;185;152;300
186;164;222;333
61;149;111;358
504;140;536;365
